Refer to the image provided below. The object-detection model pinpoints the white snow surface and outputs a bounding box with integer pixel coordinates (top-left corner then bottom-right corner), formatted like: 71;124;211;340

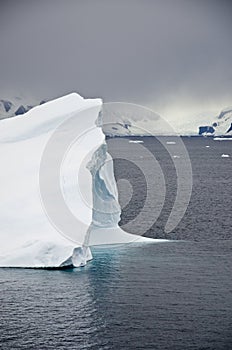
0;93;158;268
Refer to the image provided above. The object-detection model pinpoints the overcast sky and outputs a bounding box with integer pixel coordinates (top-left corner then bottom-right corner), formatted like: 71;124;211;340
0;0;232;119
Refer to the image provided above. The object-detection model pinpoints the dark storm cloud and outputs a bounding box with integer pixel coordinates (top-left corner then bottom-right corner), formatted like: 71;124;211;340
0;0;232;115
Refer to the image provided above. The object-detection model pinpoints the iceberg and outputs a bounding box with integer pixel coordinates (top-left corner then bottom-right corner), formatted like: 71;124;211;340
129;140;144;144
0;93;156;268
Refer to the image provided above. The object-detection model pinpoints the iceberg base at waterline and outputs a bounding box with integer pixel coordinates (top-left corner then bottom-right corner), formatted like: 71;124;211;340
0;93;165;268
0;241;93;269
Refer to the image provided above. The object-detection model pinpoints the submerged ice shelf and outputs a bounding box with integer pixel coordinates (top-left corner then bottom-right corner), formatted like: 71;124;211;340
0;93;162;268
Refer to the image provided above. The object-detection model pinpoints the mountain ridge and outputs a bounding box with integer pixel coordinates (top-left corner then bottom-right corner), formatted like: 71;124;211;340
0;97;231;137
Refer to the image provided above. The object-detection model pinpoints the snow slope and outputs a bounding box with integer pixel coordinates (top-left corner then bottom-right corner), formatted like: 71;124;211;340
0;93;156;268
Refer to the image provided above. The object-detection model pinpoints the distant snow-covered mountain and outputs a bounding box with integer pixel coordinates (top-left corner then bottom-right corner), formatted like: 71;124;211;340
0;97;231;137
214;107;232;136
197;107;232;137
0;97;46;119
102;105;232;137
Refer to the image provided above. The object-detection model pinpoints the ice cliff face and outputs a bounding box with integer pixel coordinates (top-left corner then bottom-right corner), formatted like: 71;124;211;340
0;93;152;268
87;143;121;229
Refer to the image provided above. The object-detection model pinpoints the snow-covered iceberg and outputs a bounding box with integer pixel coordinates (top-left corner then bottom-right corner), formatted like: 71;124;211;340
0;93;155;268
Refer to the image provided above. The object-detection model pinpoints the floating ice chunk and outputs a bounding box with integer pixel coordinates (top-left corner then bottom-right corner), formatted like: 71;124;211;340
214;137;232;141
129;140;144;143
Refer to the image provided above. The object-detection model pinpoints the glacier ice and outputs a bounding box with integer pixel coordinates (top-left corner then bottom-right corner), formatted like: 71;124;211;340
0;93;157;269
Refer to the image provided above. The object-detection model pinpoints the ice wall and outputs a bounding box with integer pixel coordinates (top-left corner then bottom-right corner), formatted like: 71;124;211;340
0;93;153;268
0;94;101;267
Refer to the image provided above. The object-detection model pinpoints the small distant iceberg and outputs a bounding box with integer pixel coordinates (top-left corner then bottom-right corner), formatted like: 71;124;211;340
214;137;232;141
166;141;176;145
129;140;144;144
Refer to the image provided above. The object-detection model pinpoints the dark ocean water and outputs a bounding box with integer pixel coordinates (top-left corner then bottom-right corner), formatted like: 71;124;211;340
1;137;232;350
